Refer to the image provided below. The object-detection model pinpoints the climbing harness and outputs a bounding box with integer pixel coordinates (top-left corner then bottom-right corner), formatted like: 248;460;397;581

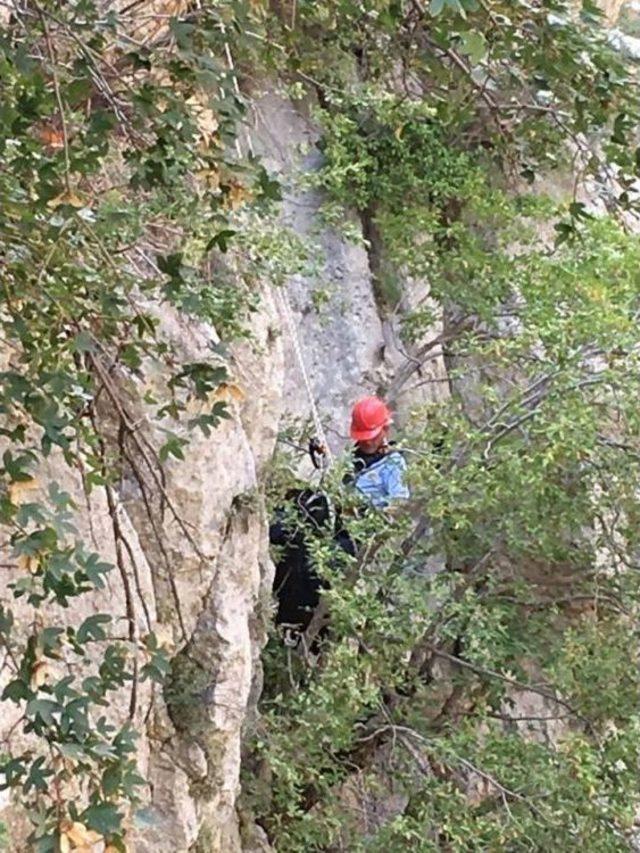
275;286;333;472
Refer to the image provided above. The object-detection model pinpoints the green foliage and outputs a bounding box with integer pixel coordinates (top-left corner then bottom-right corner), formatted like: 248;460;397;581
619;5;640;38
313;94;476;213
249;4;640;847
3;0;640;849
254;320;640;846
0;0;284;846
268;0;637;189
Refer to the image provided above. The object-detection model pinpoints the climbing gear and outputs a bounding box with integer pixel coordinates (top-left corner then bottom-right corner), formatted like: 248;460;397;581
308;437;329;470
350;396;392;442
275;287;333;469
282;626;302;648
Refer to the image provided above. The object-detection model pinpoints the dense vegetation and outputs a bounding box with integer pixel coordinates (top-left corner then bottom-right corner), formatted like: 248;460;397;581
0;2;284;849
254;1;640;850
1;0;640;850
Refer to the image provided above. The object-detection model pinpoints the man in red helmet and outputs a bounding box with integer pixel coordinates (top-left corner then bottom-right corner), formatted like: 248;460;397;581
348;396;409;509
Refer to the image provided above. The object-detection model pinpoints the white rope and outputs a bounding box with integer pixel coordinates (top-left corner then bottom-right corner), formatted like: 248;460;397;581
219;21;255;160
219;31;330;466
275;287;333;465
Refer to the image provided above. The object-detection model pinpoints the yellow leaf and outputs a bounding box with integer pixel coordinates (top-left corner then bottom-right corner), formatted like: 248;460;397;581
47;191;86;209
212;382;245;404
586;285;607;303
30;661;54;690
228;383;245;402
8;477;38;506
38;125;65;149
223;180;251;211
195;167;220;190
18;553;39;574
59;833;72;853
67;821;102;847
152;625;175;652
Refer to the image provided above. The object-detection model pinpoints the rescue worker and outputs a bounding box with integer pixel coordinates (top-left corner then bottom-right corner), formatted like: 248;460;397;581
348;396;409;509
269;396;407;640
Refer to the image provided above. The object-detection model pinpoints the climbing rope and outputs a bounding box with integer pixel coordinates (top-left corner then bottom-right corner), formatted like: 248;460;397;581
219;29;331;469
219;20;255;159
275;287;333;468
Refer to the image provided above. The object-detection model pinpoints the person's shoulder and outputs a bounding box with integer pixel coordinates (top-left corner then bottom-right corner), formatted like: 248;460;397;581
385;449;407;467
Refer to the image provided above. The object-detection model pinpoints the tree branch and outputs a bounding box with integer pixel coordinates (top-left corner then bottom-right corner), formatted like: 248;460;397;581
428;646;589;727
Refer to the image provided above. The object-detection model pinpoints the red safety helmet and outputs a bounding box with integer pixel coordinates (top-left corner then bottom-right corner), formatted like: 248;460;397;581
350;396;392;442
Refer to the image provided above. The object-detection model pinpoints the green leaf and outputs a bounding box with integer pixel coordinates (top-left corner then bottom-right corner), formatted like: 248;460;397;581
82;675;107;701
31;835;56;853
612;112;629;145
0;605;13;635
0;756;27;790
168;18;195;49
460;30;487;64
140;647;171;683
255;167;282;203
159;434;187;462
37;627;64;654
82;553;113;588
448;0;467;17
3;679;30;703
76;614;111;644
81;802;123;836
53;676;78;703
26;698;59;727
521;166;536;184
102;764;122;797
568;201;593;221
205;229;236;253
554;220;576;246
157;252;183;278
430;0;445;14
24;756;53;793
71;330;95;353
57;742;88;762
211;401;231;421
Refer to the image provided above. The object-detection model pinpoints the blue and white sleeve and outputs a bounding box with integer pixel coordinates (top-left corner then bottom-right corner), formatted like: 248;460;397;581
384;454;410;502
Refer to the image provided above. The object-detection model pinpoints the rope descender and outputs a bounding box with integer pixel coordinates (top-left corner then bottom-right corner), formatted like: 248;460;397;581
308;437;329;471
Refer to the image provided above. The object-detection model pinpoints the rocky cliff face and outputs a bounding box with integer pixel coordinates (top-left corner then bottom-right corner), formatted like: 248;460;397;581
2;5;630;844
2;0;639;846
602;0;627;22
0;87;446;851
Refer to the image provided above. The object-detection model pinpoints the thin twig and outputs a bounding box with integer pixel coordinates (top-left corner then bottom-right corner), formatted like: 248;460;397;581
37;5;71;192
428;646;588;725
